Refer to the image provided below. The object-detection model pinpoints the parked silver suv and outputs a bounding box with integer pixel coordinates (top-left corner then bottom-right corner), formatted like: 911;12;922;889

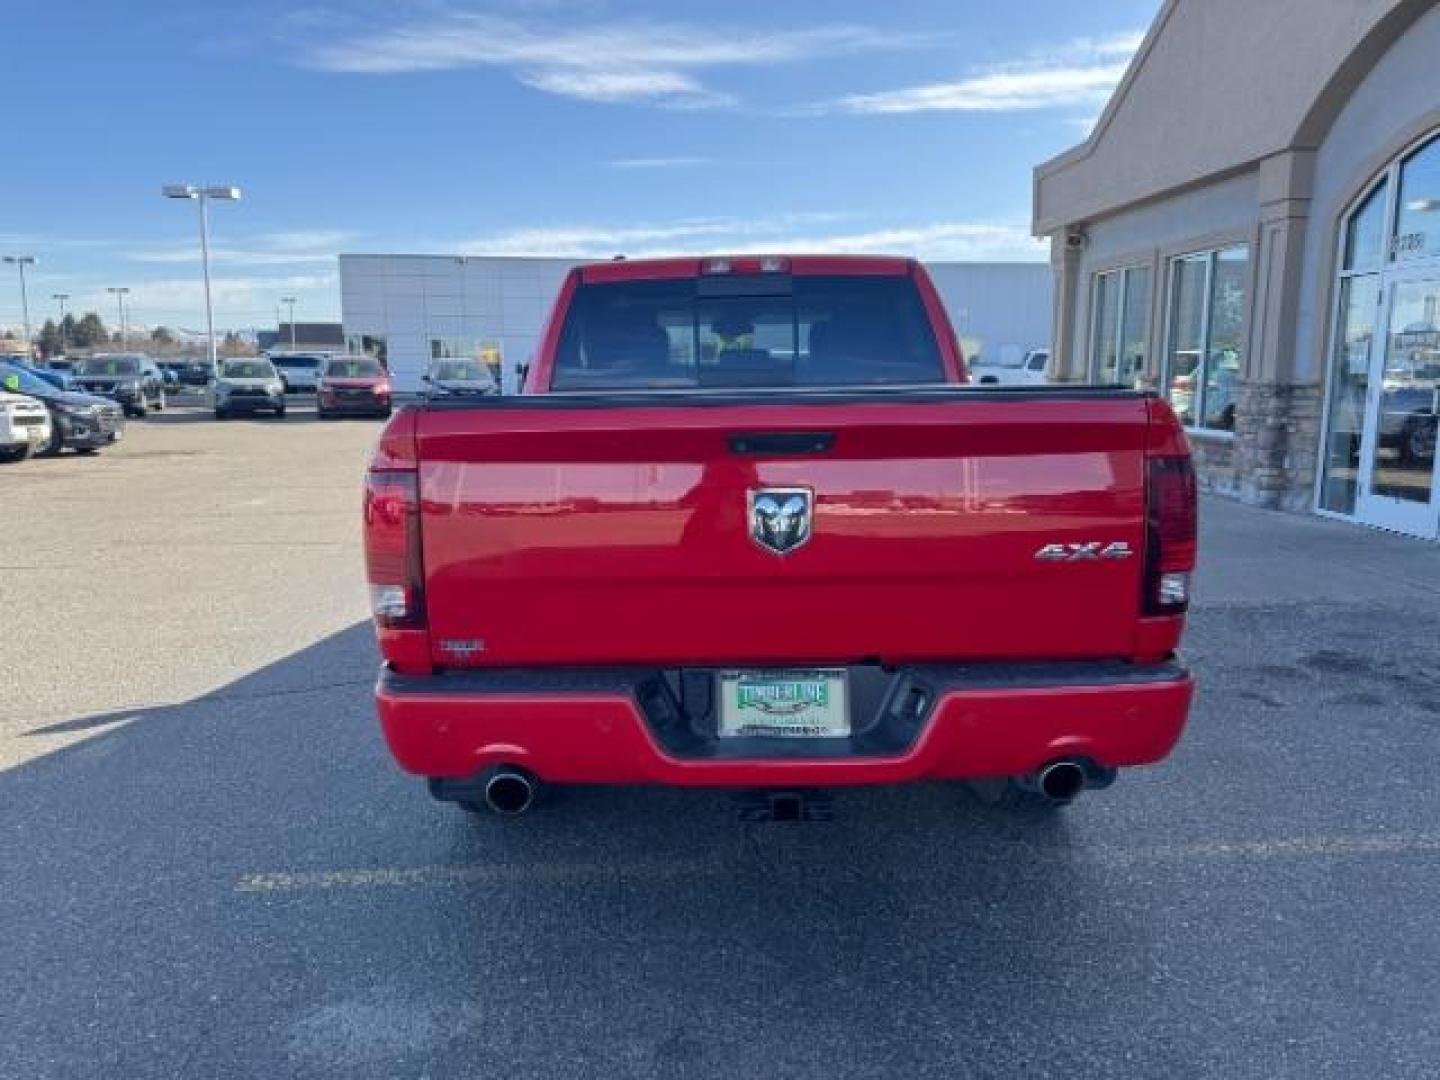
214;359;287;419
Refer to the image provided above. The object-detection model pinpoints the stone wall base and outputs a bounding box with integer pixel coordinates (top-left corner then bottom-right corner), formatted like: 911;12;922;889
1189;382;1323;512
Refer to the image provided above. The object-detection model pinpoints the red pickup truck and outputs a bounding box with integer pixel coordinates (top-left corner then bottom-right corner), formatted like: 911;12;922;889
365;255;1196;818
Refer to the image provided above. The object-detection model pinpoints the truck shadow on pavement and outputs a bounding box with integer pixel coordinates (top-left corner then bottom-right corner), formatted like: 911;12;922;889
1;622;1135;1079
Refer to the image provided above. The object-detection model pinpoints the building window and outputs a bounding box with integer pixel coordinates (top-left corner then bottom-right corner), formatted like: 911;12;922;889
1162;245;1249;432
1088;266;1151;385
1319;130;1440;529
348;333;388;367
431;338;477;360
1318;275;1380;514
1393;135;1440;262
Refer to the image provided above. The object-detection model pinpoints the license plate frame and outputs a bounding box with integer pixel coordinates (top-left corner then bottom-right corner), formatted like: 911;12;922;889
717;669;850;739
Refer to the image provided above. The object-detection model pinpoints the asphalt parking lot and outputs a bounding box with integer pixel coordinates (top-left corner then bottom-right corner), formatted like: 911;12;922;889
3;405;1440;1079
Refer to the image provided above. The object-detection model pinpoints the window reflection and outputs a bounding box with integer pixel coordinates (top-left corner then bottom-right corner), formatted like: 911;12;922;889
1163;247;1248;432
1204;249;1247;431
1370;280;1440;504
1119;267;1151;387
1089;266;1151;386
1089;272;1120;382
1319;276;1378;513
1394;136;1440;263
1165;256;1208;426
1344;180;1388;272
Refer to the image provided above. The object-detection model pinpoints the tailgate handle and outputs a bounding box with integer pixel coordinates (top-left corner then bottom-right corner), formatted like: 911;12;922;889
728;431;835;456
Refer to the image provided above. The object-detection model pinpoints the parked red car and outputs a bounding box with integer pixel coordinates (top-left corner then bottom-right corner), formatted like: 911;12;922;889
317;355;391;419
364;256;1196;818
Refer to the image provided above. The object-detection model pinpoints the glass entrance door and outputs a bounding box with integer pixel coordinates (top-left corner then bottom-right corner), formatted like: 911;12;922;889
1355;274;1440;538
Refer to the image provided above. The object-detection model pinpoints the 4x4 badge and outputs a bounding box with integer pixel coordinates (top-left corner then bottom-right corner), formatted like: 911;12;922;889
1035;541;1134;562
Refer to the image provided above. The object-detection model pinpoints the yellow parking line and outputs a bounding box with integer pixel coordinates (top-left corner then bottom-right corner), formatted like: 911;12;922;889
235;832;1440;895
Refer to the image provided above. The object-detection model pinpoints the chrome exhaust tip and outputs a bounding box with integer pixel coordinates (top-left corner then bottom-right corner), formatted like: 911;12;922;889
483;767;538;816
1037;759;1087;804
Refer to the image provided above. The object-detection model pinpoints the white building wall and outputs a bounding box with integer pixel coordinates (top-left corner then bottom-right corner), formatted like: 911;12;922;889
924;262;1055;367
340;255;1052;393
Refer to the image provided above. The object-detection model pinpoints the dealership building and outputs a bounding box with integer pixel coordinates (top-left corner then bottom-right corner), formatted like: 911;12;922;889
338;255;1052;395
1036;0;1440;540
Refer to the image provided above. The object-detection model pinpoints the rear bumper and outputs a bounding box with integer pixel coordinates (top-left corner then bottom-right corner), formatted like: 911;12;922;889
58;411;123;448
376;660;1194;787
219;395;283;411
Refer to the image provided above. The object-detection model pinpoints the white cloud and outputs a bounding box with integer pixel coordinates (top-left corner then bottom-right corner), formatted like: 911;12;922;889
454;215;1043;261
821;31;1143;115
130;247;340;267
34;273;341;329
127;273;337;312
523;69;731;108
751;223;1047;261
128;229;354;268
255;229;355;252
301;14;922;108
607;156;712;170
458;220;739;257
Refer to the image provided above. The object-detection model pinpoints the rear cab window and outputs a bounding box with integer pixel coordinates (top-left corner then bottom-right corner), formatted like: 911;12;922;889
551;273;946;390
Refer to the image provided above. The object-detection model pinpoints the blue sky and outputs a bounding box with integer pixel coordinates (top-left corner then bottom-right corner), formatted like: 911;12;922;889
3;0;1159;332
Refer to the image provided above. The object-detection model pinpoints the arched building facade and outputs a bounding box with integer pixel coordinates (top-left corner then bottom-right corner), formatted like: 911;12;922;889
1035;0;1440;539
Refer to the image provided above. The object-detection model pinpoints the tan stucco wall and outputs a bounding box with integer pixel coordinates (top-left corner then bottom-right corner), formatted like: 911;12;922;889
1034;0;1428;234
1036;0;1440;514
1294;6;1440;384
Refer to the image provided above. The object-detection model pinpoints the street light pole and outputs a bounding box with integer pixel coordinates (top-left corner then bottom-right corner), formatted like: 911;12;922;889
53;293;70;354
3;255;37;348
162;183;241;375
281;296;297;348
107;287;130;349
197;194;215;366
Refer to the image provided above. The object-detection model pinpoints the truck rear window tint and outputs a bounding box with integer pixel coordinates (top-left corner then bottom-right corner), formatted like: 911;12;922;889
552;275;945;389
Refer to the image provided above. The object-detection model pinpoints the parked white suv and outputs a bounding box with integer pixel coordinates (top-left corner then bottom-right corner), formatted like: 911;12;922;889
267;353;327;393
0;388;54;463
970;348;1051;386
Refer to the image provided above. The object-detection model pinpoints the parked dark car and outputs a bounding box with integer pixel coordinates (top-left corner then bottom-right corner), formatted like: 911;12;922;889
1378;380;1439;463
316;355;391;419
156;359;210;387
71;354;166;417
422;357;497;397
0;361;126;454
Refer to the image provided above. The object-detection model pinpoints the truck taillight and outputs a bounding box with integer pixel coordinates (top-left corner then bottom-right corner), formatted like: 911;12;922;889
364;470;424;628
1144;456;1197;615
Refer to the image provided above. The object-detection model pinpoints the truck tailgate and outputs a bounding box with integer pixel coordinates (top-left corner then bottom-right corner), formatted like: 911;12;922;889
415;392;1149;667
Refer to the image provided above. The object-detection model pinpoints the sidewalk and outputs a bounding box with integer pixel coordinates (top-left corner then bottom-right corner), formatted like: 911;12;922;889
1195;496;1440;609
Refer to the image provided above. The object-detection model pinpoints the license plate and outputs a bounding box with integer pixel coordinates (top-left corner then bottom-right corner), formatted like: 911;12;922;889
718;670;850;738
